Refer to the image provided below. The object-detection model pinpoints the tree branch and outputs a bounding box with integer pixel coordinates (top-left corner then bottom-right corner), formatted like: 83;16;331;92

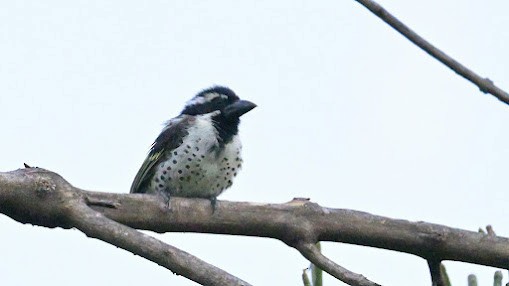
0;168;251;286
84;191;509;269
295;242;380;286
2;168;509;284
354;0;509;105
71;204;251;286
428;260;447;286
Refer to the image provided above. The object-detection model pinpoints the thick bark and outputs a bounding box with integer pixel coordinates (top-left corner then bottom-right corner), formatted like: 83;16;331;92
0;168;251;286
1;167;508;286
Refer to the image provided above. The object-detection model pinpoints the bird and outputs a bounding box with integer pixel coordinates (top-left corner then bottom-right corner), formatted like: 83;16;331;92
130;86;256;208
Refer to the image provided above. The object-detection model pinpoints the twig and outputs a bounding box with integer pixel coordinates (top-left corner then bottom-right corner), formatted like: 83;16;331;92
354;0;509;105
428;260;447;286
302;269;312;286
295;243;380;286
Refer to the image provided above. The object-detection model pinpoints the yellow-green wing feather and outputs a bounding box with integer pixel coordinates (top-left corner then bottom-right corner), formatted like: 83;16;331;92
130;150;164;193
129;116;191;194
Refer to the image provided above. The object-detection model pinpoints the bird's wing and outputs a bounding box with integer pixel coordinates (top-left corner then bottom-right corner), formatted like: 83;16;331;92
129;116;192;193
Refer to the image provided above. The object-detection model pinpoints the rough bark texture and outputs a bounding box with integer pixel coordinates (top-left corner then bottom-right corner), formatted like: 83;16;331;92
1;168;509;286
0;168;251;286
87;188;509;268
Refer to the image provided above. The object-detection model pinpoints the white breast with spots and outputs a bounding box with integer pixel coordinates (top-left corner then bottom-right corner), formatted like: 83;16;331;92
152;114;243;198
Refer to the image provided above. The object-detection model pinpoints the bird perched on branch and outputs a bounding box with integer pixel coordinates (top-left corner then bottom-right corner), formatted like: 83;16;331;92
130;86;256;207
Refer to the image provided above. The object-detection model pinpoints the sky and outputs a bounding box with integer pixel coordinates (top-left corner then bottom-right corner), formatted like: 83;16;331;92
1;1;508;285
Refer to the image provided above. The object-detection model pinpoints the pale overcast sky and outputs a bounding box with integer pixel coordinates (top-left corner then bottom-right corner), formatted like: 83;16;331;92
1;1;508;285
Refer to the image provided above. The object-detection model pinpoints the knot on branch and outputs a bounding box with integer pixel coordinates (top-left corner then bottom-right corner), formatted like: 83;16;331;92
35;177;57;198
479;77;494;93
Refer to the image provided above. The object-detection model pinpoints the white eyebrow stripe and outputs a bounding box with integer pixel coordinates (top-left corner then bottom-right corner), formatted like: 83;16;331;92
185;92;228;107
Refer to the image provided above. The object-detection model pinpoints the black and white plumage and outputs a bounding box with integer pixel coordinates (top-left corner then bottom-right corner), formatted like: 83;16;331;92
130;86;256;201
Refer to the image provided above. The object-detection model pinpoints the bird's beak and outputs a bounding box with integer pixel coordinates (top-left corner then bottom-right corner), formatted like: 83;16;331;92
222;100;257;119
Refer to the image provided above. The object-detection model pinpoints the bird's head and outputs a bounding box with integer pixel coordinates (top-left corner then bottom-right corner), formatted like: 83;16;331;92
181;86;256;120
181;86;256;144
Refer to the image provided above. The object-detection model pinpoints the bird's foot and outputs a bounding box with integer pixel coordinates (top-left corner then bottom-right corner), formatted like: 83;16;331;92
209;197;218;214
157;191;172;211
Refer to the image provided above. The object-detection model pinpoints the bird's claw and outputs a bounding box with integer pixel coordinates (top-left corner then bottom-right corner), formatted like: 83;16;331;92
158;191;172;211
210;197;218;214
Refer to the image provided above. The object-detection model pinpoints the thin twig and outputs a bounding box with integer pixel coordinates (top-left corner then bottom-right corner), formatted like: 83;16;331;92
354;0;509;105
295;243;380;286
428;260;447;286
302;269;312;286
